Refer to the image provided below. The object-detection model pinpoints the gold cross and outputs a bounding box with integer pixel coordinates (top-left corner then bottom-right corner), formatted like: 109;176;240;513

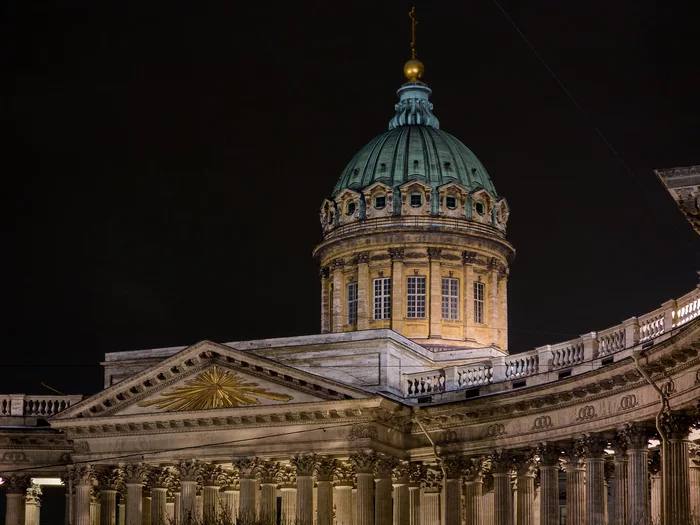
409;6;418;59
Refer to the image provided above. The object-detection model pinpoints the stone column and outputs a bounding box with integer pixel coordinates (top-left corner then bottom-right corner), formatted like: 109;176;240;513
90;491;101;525
496;265;508;350
235;458;258;523
25;484;42;525
331;259;345;332
661;411;695;525
603;459;614;525
142;491;152;525
222;484;239;524
690;446;700;523
100;485;119;525
537;444;560;525
257;461;280;524
420;471;441;525
562;448;585;525
407;462;426;525
172;490;181;525
620;423;651;525
74;465;96;525
357;252;370;330
320;266;331;333
196;492;203;520
293;454;316;525
177;459;200;524
166;497;175;522
351;451;377;525
481;474;494;525
610;436;628;525
334;463;355;525
650;472;662;524
147;466;173;525
491;451;513;525
462;459;483;525
579;435;606;525
62;472;74;525
375;456;396;525
317;457;337;525
118;502;125;525
440;456;463;525
427;248;442;338
3;476;30;525
389;249;405;334
392;462;410;525
513;455;536;525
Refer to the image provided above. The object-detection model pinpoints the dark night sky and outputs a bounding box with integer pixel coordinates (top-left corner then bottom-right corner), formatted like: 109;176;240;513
3;1;699;396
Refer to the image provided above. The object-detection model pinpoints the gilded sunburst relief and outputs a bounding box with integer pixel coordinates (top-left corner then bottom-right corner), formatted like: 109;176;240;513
138;366;293;411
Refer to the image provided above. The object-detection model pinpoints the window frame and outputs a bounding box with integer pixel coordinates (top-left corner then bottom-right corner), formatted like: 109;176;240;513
441;277;459;319
374;194;387;210
410;192;423;208
347;282;359;325
473;281;485;324
373;277;391;320
445;195;457;210
407;275;427;318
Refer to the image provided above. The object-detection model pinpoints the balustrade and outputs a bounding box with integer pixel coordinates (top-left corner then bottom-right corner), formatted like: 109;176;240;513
0;394;82;417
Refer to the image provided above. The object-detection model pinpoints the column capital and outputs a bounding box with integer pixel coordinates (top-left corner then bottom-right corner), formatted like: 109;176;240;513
291;453;317;477
72;464;96;486
95;466;123;491
421;469;443;492
619;422;654;450
146;465;176;489
461;251;477;265
388;248;405;262
537;442;562;467
176;459;201;482
426;247;442;260
350;450;378;474
481;472;494;493
463;458;485;482
392;460;411;484
255;460;281;484
375;455;399;479
647;449;661;475
233;457;258;479
275;464;296;488
356;252;370;264
333;461;355;486
118;462;148;485
331;258;346;270
440;455;466;479
319;266;330;279
610;434;628;461
407;461;428;486
513;453;537;477
489;450;514;474
576;433;607;459
660;410;697;440
315;457;338;482
560;445;585;471
26;482;42;504
1;474;31;494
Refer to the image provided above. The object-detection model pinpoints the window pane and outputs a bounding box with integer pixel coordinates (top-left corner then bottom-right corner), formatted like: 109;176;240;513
347;282;358;325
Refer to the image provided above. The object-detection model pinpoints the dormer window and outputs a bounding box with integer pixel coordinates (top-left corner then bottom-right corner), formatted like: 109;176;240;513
410;192;423;208
346;201;356;216
475;200;485;216
446;195;457;209
374;195;386;209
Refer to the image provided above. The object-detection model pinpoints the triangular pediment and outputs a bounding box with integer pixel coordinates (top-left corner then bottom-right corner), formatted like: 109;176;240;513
52;340;369;420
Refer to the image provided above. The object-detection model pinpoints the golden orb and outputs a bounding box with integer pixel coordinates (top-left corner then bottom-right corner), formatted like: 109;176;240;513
403;59;424;82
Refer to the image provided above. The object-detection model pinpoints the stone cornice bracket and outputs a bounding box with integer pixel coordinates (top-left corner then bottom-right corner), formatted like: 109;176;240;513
315;456;338;482
427;247;442;261
233;457;258;479
1;474;31;494
487;257;499;271
461;251;477;265
291;453;317;477
356;252;370;264
350;450;378;474
660;410;697;440
176;459;201;483
537;443;562;467
388;248;405;262
619;423;654;450
489;450;514;475
331;258;346;271
95;466;123;491
72;464;96;486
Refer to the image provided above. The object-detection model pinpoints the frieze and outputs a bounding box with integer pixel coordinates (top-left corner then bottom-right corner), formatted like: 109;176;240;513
660;379;676;397
1;451;29;463
405;252;425;259
618;394;638;411
485;423;507;437
371;254;391;261
348;424;378;440
437;430;457;444
441;253;461;261
426;248;442;260
388;248;405;261
575;405;597;421
531;415;553;430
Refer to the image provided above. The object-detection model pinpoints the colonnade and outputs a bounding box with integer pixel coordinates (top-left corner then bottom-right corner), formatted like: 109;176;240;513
2;421;698;525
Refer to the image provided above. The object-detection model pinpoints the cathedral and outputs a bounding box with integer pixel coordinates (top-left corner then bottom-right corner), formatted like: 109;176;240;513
2;19;699;525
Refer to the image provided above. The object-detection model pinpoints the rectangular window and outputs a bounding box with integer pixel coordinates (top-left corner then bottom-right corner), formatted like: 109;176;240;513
441;277;459;319
407;276;426;318
473;281;485;324
373;278;391;320
347;282;358;325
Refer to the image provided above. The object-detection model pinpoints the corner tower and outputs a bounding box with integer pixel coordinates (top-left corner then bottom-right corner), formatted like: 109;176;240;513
313;19;515;355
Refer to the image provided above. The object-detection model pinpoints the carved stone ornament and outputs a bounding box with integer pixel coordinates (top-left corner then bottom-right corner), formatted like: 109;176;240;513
73;440;90;454
618;394;638;411
348;424;379;440
490;450;514;474
199;463;225;486
440;455;466;479
291;453;317;477
138;365;293;411
647;449;661;475
95;466;124;491
619;423;653;450
333;462;355;486
255;461;281;484
276;464;296;488
408;462;428;485
537;443;561;467
315;457;338;482
427;247;442;260
350;450;378;474
388;248;405;261
660;410;696;440
233;457;257;479
1;451;29;463
72;464;96;486
176;459;201;482
375;455;399;478
513;454;537;477
392;460;411;482
576;434;607;459
319;266;330;279
463;458;485;482
461;251;477;265
356;251;370;264
1;474;31;494
575;405;597;421
331;258;346;270
26;483;42;504
422;469;443;491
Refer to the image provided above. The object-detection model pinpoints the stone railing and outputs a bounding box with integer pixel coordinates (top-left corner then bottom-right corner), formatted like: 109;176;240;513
0;394;83;418
403;286;700;399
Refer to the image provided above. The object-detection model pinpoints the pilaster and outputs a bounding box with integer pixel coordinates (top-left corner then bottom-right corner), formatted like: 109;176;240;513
375;456;397;525
463;459;484;525
334;462;355;525
320;266;331;333
428;248;442;338
357;252;370;330
317;457;337;525
390;249;405;334
461;252;476;340
332;259;345;332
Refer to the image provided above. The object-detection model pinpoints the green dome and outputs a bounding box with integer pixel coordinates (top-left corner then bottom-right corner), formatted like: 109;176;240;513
331;82;498;198
332;125;497;198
